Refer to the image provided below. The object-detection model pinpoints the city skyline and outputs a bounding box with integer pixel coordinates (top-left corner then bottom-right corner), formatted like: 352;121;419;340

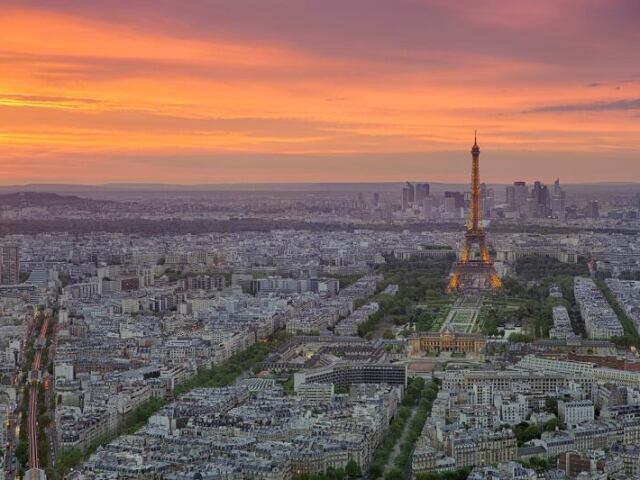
1;0;639;183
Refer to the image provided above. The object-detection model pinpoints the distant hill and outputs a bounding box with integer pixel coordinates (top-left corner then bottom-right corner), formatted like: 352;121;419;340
0;192;119;208
0;182;636;198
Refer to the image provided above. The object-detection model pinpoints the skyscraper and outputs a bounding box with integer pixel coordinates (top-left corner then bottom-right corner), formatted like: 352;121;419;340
415;183;430;204
422;196;434;220
551;178;566;221
443;191;465;219
585;200;600;218
554;178;562;195
481;183;494;218
402;186;410;211
0;244;20;285
444;191;465;209
506;181;528;212
514;181;528;207
531;181;551;218
402;182;415;210
406;182;415;203
506;185;516;209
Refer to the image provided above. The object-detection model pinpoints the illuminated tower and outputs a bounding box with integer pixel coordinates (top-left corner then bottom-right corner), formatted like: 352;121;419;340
447;134;501;292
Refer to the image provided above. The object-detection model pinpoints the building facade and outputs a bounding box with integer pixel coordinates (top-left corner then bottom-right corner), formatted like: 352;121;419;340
410;327;486;355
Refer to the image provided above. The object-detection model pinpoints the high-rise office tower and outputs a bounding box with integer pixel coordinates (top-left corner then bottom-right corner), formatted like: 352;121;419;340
422;196;434;220
554;178;562;195
443;196;458;218
506;181;528;211
373;192;380;208
0;244;20;285
443;191;465;219
541;184;551;217
402;182;415;210
506;185;516;208
406;182;415;204
444;191;465;209
402;186;410;210
415;183;430;204
481;183;494;218
585;200;600;218
531;181;551;218
515;181;528;211
551;178;566;221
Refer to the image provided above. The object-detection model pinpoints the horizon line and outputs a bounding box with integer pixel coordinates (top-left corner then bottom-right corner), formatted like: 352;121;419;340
0;180;638;188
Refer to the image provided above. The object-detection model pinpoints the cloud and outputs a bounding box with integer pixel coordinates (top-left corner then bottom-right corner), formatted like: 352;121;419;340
582;76;640;90
0;2;639;182
529;98;640;113
0;94;98;104
0;93;100;110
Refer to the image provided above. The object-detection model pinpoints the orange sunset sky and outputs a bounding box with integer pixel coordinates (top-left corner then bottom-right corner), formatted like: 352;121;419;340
0;0;639;184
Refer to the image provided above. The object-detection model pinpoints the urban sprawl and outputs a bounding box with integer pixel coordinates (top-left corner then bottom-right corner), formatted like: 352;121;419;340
2;177;640;480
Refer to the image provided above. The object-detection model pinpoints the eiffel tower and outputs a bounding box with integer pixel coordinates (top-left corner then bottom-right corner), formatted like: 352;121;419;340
447;133;502;292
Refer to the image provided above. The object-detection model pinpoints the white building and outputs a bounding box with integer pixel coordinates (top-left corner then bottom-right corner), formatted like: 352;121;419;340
559;399;594;428
574;277;623;338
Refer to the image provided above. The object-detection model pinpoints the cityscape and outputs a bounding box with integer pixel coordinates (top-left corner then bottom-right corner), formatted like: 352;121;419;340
1;2;640;480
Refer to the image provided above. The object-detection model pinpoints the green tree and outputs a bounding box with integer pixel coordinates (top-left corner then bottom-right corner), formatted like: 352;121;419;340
507;333;534;343
52;448;84;478
368;462;383;478
416;468;471;480
513;422;541;446
384;469;404;480
544;397;558;416
345;459;362;478
545;418;560;431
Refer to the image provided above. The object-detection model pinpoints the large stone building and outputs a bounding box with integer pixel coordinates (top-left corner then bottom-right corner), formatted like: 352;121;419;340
446;428;517;468
294;362;407;391
442;369;595;394
0;243;20;285
409;326;486;355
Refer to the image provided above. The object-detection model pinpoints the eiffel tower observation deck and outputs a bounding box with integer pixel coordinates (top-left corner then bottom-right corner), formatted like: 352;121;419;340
447;134;502;292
